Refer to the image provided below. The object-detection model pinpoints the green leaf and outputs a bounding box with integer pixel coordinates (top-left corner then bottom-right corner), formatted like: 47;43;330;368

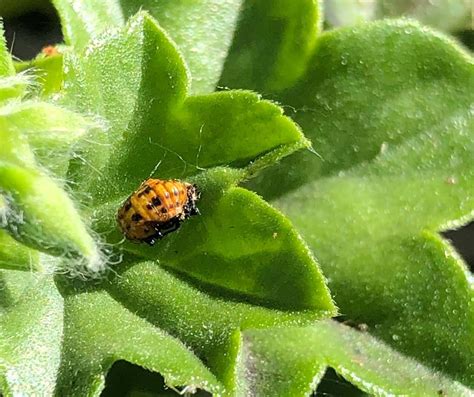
51;0;125;50
0;122;35;168
3;1;471;394
0;98;102;273
119;0;244;94
258;20;474;385
62;11;188;200
0;274;63;396
0;163;102;273
0;268;39;313
52;0;243;94
0;101;94;175
56;280;222;396
251;19;474;196
0;74;30;103
63;12;310;206
0;230;39;271
0;20;14;77
105;259;326;394
238;321;473;396
0;250;326;395
15;50;64;97
0;24;28;101
0;264;223;396
103;91;309;204
220;0;321;93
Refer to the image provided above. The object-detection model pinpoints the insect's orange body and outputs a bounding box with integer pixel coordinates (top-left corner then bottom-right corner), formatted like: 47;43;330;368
117;179;200;245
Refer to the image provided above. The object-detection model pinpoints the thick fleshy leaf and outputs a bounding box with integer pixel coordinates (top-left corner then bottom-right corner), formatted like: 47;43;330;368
238;321;473;396
0;20;13;77
105;259;327;394
33;54;63;96
0;24;27;101
51;0;243;94
0;121;35;167
251;20;474;197
0;163;103;274
258;20;474;386
0;74;30;103
63;12;310;205
0;251;327;396
0;261;223;396
0;274;63;396
0;268;39;313
0;98;102;273
0;231;39;271
220;0;321;93
3;2;472;394
90;166;334;393
0;101;94;175
119;0;244;94
51;0;124;50
15;50;64;97
55;280;222;396
62;11;188;201
104;91;309;204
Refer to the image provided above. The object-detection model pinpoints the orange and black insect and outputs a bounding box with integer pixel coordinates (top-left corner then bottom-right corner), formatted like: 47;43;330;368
117;179;200;245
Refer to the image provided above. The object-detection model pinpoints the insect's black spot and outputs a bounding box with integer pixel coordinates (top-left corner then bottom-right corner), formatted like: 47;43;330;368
146;203;153;210
161;207;168;214
124;201;132;211
138;186;152;197
131;213;143;222
126;225;131;230
152;196;162;206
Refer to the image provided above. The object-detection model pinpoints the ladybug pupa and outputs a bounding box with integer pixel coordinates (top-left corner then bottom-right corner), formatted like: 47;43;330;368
117;179;200;245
